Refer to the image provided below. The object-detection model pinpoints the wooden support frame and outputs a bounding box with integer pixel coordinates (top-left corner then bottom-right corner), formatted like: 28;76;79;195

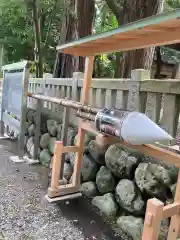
142;171;180;240
48;140;79;198
47;56;94;199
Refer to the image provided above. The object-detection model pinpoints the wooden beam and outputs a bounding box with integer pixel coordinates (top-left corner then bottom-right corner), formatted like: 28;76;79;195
57;9;180;55
162;202;180;220
45;192;82;202
62;146;78;153
48;184;80;198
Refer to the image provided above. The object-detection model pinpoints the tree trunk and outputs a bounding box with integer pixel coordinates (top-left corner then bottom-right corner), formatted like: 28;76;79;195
106;0;164;78
53;0;75;78
53;0;95;78
155;47;162;78
32;0;43;78
0;44;4;71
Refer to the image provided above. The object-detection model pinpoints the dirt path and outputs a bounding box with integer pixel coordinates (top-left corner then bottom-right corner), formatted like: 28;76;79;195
0;141;121;240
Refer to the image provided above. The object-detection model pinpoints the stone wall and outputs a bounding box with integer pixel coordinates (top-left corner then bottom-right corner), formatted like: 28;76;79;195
25;108;178;240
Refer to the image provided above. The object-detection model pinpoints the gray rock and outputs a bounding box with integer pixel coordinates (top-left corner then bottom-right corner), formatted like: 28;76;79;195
26;110;34;122
29;144;35;158
67;127;77;146
48;137;57;155
39;149;51;167
159;219;169;240
117;215;143;240
81;182;98;197
166;164;178;184
63;162;73;181
41;120;48;134
88;140;108;165
92;193;118;218
40;133;51;149
28;145;40;159
96;166;116;194
152;164;171;187
59;178;68;185
74;132;95;152
135;163;170;199
81;155;99;182
119;144;143;159
47;120;58;136
105;144;138;178
24;135;28;145
65;152;76;166
25;122;29;135
26;137;34;153
115;179;144;215
33;111;37;123
28;124;35;137
170;183;176;197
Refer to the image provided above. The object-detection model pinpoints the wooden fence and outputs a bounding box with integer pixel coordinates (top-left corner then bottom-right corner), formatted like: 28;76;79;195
28;69;180;139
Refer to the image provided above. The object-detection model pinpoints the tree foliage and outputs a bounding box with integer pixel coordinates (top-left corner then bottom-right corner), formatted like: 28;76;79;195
0;0;180;77
0;0;33;63
0;0;65;71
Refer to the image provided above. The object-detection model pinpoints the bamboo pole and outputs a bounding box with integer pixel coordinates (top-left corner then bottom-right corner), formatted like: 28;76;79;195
28;92;99;114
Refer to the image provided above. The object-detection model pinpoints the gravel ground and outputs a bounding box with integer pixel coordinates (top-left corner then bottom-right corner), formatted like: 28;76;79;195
0;141;121;240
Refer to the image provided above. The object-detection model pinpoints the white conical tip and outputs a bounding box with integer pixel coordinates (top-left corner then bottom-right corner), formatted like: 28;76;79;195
121;112;173;145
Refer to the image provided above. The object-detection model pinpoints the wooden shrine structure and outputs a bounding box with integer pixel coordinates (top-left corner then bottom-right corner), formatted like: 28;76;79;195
36;8;180;240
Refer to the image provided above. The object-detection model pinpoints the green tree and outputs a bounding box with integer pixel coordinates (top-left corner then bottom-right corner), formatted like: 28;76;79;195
0;0;65;73
0;0;34;63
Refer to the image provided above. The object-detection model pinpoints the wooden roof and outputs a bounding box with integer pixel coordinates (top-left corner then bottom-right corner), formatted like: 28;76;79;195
57;9;180;57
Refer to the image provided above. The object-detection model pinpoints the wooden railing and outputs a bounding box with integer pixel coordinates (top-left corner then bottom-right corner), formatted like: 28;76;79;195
27;69;180;138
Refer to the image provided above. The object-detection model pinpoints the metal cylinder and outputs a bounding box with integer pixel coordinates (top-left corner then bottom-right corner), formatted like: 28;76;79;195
95;108;130;138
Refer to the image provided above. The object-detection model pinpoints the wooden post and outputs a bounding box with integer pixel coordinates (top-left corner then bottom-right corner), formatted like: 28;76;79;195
50;141;64;190
72;56;94;188
72;72;83;101
142;198;164;240
167;170;180;239
71;72;83;126
172;62;180;79
18;65;29;157
59;106;70;179
33;98;42;159
127;69;150;112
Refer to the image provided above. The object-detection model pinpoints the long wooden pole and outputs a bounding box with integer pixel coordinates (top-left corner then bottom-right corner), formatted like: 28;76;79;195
28;92;99;114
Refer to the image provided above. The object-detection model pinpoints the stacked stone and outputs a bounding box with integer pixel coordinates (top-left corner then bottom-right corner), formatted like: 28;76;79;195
25;109;78;181
25;109;38;158
25;109;178;240
82;142;178;240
